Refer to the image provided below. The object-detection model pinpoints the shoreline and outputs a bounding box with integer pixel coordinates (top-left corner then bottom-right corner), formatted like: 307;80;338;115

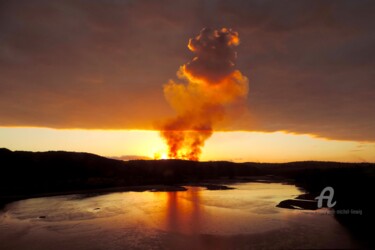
0;175;293;209
0;185;187;209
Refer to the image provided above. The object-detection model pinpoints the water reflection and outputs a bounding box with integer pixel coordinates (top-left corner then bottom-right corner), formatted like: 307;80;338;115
0;183;362;249
151;183;306;235
156;187;203;234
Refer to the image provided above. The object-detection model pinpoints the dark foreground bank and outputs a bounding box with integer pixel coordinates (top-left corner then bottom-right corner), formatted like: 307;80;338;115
1;148;375;247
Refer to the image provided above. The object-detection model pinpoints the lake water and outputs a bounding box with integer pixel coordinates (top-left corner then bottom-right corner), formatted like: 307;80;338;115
0;183;360;249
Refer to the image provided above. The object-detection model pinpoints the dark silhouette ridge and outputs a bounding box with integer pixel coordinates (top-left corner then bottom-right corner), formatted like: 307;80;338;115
1;148;374;246
0;148;373;197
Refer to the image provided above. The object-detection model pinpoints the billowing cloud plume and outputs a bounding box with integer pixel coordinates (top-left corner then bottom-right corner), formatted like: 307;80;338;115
160;28;248;160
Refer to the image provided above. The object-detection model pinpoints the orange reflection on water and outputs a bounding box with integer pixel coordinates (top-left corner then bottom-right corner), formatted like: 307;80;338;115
153;187;203;234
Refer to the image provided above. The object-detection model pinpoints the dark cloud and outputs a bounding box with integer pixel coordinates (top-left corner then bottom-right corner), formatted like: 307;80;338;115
184;27;239;83
0;0;374;141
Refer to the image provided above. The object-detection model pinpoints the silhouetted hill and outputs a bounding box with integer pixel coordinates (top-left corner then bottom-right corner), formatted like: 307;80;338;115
1;148;374;196
0;148;260;196
1;148;374;247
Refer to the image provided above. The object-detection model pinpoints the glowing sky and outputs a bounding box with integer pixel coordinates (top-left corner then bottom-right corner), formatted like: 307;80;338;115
1;128;374;163
0;0;374;162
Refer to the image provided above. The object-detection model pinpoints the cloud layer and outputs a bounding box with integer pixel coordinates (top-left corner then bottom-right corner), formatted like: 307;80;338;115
0;0;374;141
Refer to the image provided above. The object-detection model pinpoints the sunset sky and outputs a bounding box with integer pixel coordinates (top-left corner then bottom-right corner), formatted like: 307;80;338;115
1;0;374;162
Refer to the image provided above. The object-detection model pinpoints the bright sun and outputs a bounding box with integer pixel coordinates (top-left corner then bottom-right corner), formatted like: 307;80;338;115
153;151;169;160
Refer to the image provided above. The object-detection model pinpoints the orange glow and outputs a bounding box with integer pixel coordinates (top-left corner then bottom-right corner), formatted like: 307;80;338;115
153;187;203;234
1;127;374;163
153;150;169;160
161;153;168;159
187;39;196;52
220;28;240;46
160;28;248;161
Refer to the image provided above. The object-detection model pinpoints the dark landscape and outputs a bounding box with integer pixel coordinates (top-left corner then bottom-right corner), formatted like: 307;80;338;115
1;148;374;247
